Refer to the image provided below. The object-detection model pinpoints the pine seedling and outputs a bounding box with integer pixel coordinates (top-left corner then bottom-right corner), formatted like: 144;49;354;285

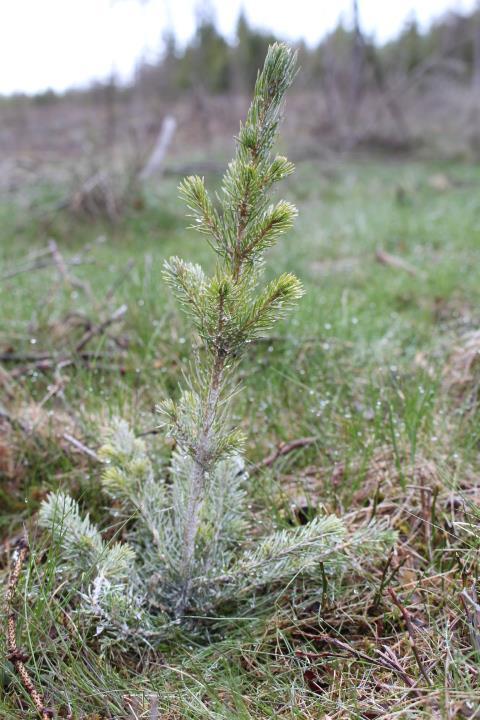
39;44;394;653
160;42;302;609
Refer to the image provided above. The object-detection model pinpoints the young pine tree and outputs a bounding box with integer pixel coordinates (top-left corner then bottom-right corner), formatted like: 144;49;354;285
39;44;393;653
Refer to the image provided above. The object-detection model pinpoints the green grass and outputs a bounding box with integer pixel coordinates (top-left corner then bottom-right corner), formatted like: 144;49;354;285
1;158;480;717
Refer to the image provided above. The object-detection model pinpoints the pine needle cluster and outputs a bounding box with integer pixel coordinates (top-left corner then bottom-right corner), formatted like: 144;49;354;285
39;44;394;654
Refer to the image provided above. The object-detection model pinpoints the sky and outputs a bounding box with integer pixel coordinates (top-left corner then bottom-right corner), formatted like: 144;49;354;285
0;0;477;95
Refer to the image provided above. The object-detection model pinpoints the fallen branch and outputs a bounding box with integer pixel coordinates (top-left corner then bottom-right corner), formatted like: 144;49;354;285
62;432;100;462
295;633;420;692
250;436;317;475
460;587;480;653
5;539;54;719
388;587;432;686
0;353;54;363
1;256;93;282
2;353;122;382
48;239;94;300
139;115;177;181
375;249;421;278
75;304;127;353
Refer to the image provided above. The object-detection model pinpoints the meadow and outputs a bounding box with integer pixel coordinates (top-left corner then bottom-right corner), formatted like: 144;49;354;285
1;155;480;718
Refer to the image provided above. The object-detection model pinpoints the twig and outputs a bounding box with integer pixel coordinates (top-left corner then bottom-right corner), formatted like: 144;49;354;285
375;249;421;278
295;634;419;691
250;436;317;475
1;257;93;281
0;352;53;363
48;239;94;300
0;351;118;363
0;364;16;400
105;259;134;301
37;362;70;410
372;550;394;611
388;587;432;686
62;433;100;462
48;240;71;284
75;304;127;353
376;645;421;692
5;538;54;719
460;587;480;653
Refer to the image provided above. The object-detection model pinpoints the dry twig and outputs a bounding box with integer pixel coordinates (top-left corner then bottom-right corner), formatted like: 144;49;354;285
375;249;421;277
48;239;94;301
460;587;480;653
388;587;432;686
62;432;100;462
295;633;420;691
5;539;54;719
250;436;317;475
75;304;127;353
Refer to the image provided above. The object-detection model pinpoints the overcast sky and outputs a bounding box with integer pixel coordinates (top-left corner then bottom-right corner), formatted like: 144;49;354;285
0;0;477;95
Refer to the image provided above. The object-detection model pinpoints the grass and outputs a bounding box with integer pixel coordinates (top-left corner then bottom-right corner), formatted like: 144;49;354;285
1;156;480;718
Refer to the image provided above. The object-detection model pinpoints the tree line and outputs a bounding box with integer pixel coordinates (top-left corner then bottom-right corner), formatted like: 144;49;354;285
23;4;480;105
134;5;480;98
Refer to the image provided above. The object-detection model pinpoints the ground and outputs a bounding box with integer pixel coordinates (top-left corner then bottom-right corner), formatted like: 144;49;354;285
1;158;480;718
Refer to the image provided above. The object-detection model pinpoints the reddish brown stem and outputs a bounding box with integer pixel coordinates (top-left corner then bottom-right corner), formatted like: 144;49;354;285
5;539;54;719
388;587;432;687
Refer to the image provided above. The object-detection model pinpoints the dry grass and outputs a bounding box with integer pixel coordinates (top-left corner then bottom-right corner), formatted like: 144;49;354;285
443;330;480;415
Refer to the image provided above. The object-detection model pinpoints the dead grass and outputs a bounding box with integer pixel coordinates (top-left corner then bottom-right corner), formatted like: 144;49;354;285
443;330;480;414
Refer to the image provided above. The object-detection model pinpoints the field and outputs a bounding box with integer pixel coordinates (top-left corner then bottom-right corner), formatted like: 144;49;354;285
1;156;480;718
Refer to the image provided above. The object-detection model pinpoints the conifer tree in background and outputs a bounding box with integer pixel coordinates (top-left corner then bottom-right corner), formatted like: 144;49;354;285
40;44;393;653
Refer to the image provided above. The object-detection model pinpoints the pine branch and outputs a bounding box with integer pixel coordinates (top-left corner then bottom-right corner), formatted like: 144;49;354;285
239;273;304;340
178;176;224;255
233;515;346;588
39;492;135;581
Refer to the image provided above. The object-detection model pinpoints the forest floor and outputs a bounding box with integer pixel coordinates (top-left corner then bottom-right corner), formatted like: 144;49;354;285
1;157;480;718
